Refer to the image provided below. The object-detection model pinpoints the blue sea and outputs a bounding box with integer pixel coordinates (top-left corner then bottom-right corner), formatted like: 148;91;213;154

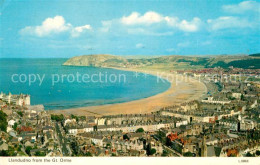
0;59;170;110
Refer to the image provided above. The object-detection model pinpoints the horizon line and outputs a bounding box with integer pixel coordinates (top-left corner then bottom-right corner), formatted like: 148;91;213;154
0;53;258;59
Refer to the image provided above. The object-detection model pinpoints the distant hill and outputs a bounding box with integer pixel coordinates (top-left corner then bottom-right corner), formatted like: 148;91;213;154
63;54;128;67
249;53;260;57
63;54;260;70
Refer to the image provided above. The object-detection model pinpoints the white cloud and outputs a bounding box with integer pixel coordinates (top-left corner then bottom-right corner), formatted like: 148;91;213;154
119;11;202;32
178;17;202;32
20;16;70;37
99;21;112;32
223;1;260;14
74;25;92;32
207;16;253;30
20;16;92;37
121;11;165;25
71;25;92;37
136;43;145;49
165;16;202;32
99;17;175;36
127;28;173;36
208;1;260;31
101;9;259;35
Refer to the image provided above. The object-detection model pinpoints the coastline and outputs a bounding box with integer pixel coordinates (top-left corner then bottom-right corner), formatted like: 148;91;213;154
48;67;207;116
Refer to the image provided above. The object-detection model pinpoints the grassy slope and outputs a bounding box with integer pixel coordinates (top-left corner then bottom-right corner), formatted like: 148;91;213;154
63;54;260;70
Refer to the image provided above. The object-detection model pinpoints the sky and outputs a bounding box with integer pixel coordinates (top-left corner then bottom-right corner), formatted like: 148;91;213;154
0;0;259;58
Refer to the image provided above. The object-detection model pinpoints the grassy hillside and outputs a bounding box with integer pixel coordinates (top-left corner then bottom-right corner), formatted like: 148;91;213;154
63;54;128;67
249;53;260;57
63;54;260;70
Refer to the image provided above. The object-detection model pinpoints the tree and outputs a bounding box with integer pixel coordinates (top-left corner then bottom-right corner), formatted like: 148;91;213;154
0;146;16;156
35;151;46;156
241;94;245;100
123;134;129;140
111;153;116;156
18;145;22;152
70;141;78;155
13;123;18;130
135;128;144;133
146;143;151;156
85;152;92;156
0;150;9;156
0;123;7;132
106;143;111;148
0;111;7;120
79;116;86;120
17;111;23;117
256;150;260;156
166;136;172;146
41;136;45;144
71;114;79;122
183;151;194;157
0;111;8;132
245;152;255;157
146;144;156;156
25;146;32;156
51;114;64;122
150;148;156;155
161;150;169;157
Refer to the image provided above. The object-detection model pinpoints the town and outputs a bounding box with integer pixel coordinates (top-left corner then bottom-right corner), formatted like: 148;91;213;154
0;67;259;157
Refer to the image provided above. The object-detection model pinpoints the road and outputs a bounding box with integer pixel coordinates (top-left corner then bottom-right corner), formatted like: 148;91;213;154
163;145;183;157
55;122;70;156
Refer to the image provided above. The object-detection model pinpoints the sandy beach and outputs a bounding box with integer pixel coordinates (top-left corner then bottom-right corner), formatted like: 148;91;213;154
48;69;207;117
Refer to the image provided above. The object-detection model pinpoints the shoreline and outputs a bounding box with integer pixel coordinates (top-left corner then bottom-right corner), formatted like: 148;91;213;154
48;67;207;117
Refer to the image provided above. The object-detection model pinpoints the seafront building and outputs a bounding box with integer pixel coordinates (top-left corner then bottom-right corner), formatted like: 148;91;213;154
0;92;30;106
66;115;188;135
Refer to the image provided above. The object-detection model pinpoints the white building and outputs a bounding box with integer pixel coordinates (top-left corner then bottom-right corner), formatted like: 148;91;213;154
0;92;30;106
201;97;231;105
232;93;242;99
